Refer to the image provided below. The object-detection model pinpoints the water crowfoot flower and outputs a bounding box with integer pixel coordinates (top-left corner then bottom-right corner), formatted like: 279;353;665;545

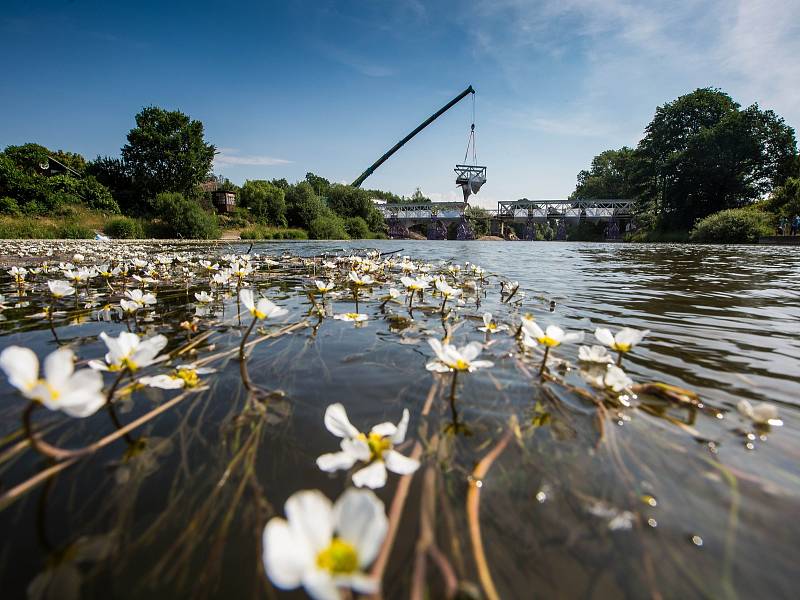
595;327;649;365
47;280;75;298
262;488;387;600
578;345;614;364
426;338;493;373
522;321;584;375
316;403;419;488
239;288;287;320
139;364;216;390
737;400;782;427
333;313;368;323
89;332;168;373
478;312;507;334
0;346;105;417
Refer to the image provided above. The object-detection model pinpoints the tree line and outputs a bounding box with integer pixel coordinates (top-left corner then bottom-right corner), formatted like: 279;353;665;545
1;106;402;239
570;88;799;241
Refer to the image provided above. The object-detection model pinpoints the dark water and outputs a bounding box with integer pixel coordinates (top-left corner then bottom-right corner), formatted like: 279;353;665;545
0;240;798;599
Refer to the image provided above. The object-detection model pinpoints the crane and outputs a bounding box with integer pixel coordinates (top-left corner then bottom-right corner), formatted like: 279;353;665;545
351;85;477;188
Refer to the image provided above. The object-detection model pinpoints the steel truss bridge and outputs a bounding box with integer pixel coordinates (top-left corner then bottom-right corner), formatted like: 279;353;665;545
375;198;635;240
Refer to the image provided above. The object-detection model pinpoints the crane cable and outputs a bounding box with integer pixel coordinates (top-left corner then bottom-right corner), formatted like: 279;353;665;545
463;92;477;165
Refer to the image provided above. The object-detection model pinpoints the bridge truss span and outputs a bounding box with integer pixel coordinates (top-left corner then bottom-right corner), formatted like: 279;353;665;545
496;198;635;221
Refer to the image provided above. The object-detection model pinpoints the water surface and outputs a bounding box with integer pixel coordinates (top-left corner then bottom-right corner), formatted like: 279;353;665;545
0;240;798;599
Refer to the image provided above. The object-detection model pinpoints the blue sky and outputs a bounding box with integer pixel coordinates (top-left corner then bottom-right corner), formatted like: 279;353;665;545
2;0;799;208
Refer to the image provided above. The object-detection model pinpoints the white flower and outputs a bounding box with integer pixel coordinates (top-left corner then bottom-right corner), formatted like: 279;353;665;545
425;338;494;372
315;280;335;293
0;346;105;417
582;364;634;393
139;364;215;389
47;280;75;298
119;299;139;314
522;321;584;347
239;288;288;320
478;312;507;333
124;289;157;307
333;313;368;323
89;332;168;372
316;403;419;488
262;488;387;600
737;400;783;426
194;291;214;304
348;272;373;286
10;266;27;282
578;345;614;363
400;276;428;292
594;327;649;353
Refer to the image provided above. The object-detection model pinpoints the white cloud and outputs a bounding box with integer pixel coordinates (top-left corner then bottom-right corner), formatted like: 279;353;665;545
214;148;292;167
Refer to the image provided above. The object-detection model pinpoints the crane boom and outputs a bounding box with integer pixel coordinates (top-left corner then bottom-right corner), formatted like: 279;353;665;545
351;85;475;188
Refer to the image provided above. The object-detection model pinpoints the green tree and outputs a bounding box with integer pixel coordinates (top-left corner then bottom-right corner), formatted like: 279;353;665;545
636;88;797;229
305;172;331;197
343;216;370;239
238;180;287;226
284;181;330;229
465;205;490;237
570;147;638;199
3;144;51;175
153;192;219;239
86;156;138;214
122;107;215;205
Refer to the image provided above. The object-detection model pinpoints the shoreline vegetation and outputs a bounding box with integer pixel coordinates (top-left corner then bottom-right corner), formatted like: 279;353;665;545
1;88;798;244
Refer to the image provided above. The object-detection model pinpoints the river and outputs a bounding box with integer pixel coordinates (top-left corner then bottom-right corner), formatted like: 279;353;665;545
0;239;798;599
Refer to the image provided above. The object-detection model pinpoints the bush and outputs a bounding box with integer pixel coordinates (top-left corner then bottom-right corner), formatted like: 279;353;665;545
239;180;287;226
285;182;330;229
58;223;94;239
0;197;21;216
344;216;370;239
240;225;307;240
309;215;349;240
153;192;219;239
106;216;144;239
690;208;774;243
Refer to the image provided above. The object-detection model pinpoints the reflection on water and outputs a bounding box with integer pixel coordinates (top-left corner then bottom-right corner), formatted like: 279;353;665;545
0;240;798;599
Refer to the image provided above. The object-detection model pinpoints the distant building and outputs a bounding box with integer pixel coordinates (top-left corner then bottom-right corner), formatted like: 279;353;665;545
212;190;236;213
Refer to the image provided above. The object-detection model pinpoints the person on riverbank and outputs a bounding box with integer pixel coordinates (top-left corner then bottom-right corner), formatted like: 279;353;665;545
792;215;800;236
778;216;788;235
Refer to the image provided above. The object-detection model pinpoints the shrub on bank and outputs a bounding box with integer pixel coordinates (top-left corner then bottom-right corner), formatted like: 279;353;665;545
308;215;349;240
343;216;370;239
105;216;144;239
0;216;93;239
239;225;307;240
690;208;774;244
0;197;21;216
153;192;219;239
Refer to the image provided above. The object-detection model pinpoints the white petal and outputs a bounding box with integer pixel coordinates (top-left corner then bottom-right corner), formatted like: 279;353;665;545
302;570;340;600
139;375;185;390
370;422;397;438
262;518;313;590
391;408;409;444
341;438;371;462
460;342;483;362
0;346;39;392
383;450;420;475
324;403;360;439
522;320;544;339
316;451;358;472
333;488;388;568
594;327;615;347
425;360;450;373
352;461;387;489
469;360;494;369
285;490;334;553
43;348;75;389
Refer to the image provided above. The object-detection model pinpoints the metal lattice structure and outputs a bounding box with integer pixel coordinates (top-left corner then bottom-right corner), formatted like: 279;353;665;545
376;202;468;222
454;165;487;186
496;198;635;221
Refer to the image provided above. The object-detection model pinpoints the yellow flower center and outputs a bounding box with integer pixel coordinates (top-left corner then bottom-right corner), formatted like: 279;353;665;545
540;336;560;347
454;358;470;371
613;342;631;352
316;538;359;574
176;369;200;387
122;357;139;372
252;308;266;319
486;323;497;331
37;380;61;401
358;432;392;461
